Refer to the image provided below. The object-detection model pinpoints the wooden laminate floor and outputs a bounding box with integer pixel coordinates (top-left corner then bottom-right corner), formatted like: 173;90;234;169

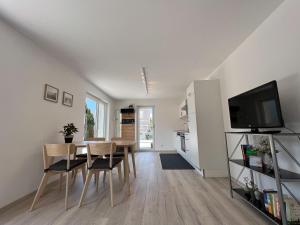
0;152;268;225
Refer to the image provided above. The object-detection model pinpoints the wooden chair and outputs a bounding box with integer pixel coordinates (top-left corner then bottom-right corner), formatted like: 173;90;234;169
75;137;106;184
78;142;123;207
111;137;136;178
30;144;86;211
76;137;106;159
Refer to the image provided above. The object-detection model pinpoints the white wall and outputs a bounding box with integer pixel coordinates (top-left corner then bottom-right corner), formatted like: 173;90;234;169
115;98;184;151
209;0;300;197
0;19;115;208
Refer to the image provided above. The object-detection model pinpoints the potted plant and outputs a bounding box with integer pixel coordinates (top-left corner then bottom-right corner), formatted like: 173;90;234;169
60;123;79;143
243;177;251;193
244;177;261;201
84;105;95;140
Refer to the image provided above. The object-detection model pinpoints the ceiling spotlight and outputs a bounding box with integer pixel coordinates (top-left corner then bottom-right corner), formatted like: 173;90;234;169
141;67;148;94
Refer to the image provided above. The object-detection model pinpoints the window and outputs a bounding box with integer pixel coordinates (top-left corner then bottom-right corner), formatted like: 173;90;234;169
85;95;108;139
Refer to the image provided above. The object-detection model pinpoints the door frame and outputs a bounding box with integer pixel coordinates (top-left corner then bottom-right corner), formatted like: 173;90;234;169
136;105;155;151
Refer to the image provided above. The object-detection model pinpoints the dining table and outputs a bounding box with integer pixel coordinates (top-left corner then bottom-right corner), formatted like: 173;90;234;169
74;140;136;195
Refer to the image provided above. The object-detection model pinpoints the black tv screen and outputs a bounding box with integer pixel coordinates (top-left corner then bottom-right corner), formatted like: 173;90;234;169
228;81;284;130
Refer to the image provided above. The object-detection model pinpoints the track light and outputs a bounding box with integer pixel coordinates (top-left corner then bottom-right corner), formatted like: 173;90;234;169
141;67;148;95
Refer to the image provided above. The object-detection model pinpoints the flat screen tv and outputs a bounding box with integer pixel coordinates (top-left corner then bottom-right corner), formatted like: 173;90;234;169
228;80;284;132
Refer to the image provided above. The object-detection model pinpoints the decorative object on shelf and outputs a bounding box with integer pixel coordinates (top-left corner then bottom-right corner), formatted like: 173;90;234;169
285;196;300;223
243;177;251;194
257;137;271;153
263;153;273;171
256;137;273;171
249;155;263;168
244;177;261;201
62;91;73;107
254;189;262;201
59;123;78;143
85;105;95;139
241;144;257;166
44;84;59;103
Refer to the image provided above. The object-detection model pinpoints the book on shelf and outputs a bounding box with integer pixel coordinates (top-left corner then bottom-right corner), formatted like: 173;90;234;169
263;190;281;219
241;144;257;166
285;197;300;224
263;190;300;224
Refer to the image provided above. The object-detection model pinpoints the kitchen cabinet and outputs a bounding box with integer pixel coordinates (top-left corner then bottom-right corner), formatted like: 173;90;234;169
179;100;187;118
186;113;199;168
174;132;181;152
184;133;192;162
186;83;196;114
184;80;227;177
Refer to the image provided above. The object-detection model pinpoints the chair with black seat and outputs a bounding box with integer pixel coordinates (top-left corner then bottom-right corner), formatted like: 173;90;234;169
74;137;106;185
30;144;86;211
78;142;123;207
75;137;105;159
100;137;126;185
111;137;136;178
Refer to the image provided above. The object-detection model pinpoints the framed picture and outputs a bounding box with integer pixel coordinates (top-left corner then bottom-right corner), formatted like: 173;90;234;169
44;84;59;103
62;91;73;107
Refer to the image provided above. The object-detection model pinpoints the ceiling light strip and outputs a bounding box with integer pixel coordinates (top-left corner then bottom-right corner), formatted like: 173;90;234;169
141;67;148;95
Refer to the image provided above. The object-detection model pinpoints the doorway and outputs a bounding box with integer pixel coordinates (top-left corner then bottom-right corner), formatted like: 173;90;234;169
137;106;155;151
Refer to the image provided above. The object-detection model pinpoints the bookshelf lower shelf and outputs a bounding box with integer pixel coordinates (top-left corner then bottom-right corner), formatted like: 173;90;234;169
233;188;282;225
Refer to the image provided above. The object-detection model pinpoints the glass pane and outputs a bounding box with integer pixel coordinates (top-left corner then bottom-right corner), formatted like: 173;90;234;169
138;107;154;149
85;98;97;139
97;102;106;137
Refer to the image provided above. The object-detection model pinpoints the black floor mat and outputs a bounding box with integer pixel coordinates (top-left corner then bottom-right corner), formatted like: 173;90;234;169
159;153;194;170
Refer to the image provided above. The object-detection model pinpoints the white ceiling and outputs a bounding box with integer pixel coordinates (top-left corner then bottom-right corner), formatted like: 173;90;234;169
0;0;283;99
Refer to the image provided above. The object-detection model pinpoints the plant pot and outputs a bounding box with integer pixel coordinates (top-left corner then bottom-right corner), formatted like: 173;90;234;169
250;191;256;202
254;190;261;200
263;153;273;171
64;135;74;143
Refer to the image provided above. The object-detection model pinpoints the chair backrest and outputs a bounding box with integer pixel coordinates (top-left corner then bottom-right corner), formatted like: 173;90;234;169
85;137;106;141
43;144;76;170
87;142;116;168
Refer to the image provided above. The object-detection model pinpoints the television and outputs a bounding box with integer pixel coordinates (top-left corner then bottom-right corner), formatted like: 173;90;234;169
228;80;284;132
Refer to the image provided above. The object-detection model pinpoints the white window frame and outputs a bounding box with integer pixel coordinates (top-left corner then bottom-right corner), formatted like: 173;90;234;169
85;94;108;139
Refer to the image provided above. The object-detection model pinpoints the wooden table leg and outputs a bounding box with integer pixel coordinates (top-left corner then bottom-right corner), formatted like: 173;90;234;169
124;146;131;195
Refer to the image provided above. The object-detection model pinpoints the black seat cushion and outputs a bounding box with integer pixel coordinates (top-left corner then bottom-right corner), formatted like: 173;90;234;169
113;152;125;157
116;146;133;152
105;152;125;158
90;158;123;170
45;159;86;172
76;153;98;159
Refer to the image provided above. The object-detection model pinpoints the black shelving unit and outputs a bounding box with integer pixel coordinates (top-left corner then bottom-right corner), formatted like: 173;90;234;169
233;188;282;225
225;131;300;225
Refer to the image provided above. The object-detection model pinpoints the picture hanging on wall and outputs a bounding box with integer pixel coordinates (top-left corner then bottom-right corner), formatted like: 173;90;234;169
44;84;59;103
62;91;73;107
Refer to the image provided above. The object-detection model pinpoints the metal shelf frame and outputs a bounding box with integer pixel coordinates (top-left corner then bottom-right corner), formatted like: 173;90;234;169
225;131;300;225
